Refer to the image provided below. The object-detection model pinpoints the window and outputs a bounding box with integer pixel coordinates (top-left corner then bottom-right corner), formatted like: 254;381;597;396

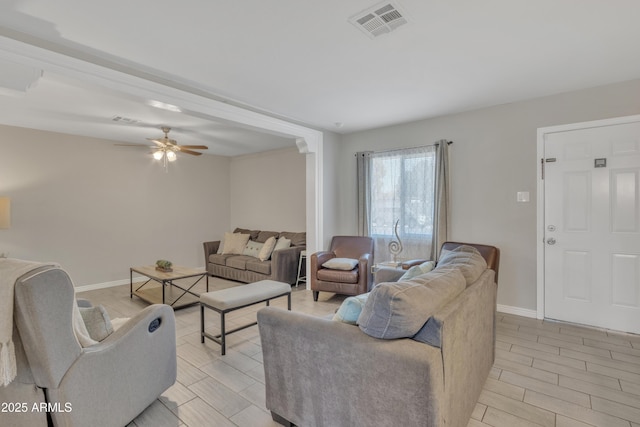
364;145;437;262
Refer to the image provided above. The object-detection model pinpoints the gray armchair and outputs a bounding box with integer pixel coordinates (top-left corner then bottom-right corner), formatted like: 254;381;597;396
0;266;176;427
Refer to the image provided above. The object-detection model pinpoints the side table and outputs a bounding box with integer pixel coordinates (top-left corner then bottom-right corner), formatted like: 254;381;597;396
296;250;307;287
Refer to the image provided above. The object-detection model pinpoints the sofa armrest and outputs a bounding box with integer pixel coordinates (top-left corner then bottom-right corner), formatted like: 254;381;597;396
270;246;304;284
203;241;221;262
373;266;406;285
401;259;430;269
312;250;334;266
258;307;444;427
358;253;373;292
432;269;497;427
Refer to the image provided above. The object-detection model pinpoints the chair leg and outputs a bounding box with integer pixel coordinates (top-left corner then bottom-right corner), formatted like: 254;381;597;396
313;291;319;301
200;304;205;343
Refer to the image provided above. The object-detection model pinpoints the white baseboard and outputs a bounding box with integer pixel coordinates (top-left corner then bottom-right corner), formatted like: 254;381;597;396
75;278;131;292
497;304;537;319
75;268;207;293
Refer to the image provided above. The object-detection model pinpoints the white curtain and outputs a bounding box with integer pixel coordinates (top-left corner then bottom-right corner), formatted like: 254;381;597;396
356;141;449;263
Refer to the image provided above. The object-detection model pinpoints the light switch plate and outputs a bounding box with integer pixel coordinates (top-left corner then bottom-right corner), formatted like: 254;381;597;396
517;191;530;203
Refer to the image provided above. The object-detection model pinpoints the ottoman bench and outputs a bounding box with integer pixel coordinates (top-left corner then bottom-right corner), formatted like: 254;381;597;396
200;279;291;355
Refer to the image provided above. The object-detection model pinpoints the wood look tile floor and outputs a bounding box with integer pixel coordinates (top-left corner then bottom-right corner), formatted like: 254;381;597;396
79;279;640;427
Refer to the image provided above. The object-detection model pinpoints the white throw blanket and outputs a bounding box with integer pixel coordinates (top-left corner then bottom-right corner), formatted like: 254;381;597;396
0;258;97;386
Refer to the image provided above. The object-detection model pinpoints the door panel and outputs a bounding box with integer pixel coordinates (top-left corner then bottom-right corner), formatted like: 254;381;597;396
563;250;591;302
544;121;640;334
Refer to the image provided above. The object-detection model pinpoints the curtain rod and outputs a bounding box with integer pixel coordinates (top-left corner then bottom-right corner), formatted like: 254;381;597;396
354;140;453;156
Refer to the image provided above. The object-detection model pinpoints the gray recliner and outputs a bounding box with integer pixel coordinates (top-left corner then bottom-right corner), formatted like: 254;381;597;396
0;266;177;427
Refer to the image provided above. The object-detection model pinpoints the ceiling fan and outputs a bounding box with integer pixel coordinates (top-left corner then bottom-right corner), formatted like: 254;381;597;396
149;126;208;156
117;126;209;171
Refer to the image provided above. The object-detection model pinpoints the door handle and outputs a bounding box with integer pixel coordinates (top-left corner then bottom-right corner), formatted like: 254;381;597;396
546;238;556;245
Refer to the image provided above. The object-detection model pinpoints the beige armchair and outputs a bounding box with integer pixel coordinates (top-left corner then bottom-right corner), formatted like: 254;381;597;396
310;236;374;301
0;265;176;427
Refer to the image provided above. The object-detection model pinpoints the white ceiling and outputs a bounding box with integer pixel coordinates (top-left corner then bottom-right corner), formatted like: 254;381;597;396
1;0;640;155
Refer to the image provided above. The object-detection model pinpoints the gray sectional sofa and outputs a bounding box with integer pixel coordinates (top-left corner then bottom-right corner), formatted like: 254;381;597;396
258;242;500;427
203;228;305;285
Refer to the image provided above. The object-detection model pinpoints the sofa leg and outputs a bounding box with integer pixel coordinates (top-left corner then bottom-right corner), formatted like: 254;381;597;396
271;411;294;427
313;291;319;301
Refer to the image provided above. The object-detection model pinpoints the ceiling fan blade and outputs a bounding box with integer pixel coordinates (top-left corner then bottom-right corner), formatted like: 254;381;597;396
177;148;203;156
114;143;144;147
178;145;209;150
147;138;167;147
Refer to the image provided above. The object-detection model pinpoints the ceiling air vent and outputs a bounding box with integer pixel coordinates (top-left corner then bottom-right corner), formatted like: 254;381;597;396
112;116;141;125
349;2;408;38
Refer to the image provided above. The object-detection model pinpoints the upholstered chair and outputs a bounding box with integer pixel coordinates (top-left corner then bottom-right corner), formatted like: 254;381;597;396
310;236;374;301
3;265;177;427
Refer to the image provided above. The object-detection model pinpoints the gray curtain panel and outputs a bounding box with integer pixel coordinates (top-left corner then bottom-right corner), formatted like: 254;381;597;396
356;151;372;237
433;139;450;259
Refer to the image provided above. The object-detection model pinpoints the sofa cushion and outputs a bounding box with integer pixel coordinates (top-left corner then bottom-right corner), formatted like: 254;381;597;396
234;228;259;241
226;255;256;270
258;236;277;261
398;260;435;281
222;232;251;255
435;245;487;285
279;231;306;247
317;268;359;284
209;253;234;266
256;230;279;243
243;240;264;258
357;268;466;339
333;293;370;325
322;258;358;270
246;259;271;275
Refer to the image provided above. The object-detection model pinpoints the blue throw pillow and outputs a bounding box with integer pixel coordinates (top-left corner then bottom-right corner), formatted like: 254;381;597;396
333;293;370;325
398;260;435;281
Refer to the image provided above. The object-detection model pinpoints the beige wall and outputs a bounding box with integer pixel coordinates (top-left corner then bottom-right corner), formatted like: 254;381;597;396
0;125;230;286
229;147;306;232
337;79;640;312
0;125;307;287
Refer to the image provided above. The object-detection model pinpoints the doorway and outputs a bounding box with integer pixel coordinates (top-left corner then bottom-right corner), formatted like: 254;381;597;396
537;115;640;334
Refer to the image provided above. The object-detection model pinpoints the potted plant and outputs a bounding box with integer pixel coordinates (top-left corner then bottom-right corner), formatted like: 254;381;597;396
155;259;173;272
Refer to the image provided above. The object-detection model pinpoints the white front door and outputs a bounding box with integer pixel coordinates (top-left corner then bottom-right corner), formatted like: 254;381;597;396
543;120;640;334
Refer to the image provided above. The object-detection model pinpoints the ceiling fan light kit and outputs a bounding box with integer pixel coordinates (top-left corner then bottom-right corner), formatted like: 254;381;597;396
146;126;208;171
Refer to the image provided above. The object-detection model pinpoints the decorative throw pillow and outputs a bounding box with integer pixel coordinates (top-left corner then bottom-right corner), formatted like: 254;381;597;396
333;293;370;325
435;245;487;285
258;236;277;261
273;237;291;252
216;233;227;254
398;260;436;281
243;240;264;258
79;305;113;342
322;258;359;271
222;232;251;255
357;268;466;339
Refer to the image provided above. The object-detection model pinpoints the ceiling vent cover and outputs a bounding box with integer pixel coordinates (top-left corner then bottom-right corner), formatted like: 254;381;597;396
349;2;408;38
112;116;141;125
